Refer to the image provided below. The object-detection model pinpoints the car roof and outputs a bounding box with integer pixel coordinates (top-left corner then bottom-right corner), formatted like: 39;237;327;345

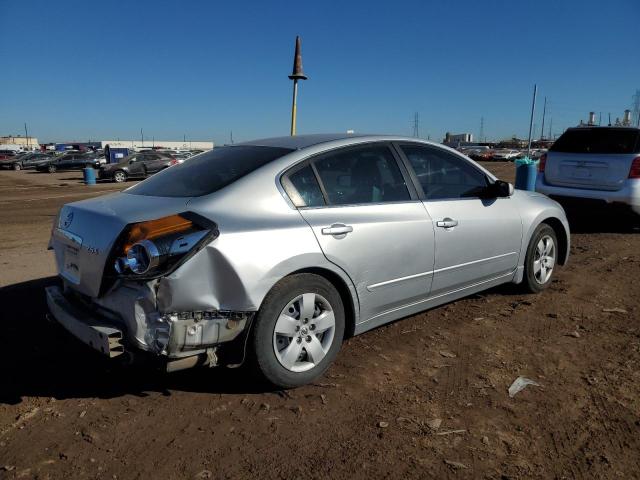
236;133;380;150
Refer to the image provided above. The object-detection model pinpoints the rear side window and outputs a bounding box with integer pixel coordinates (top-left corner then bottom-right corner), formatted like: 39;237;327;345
401;145;488;200
128;146;293;197
283;165;325;207
312;145;410;205
551;128;640;154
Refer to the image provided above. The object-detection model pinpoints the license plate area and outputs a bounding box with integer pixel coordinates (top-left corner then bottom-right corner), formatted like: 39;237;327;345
55;228;83;284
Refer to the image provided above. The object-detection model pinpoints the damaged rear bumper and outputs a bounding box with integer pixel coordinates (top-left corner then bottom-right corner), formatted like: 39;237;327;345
45;284;255;370
46;286;125;358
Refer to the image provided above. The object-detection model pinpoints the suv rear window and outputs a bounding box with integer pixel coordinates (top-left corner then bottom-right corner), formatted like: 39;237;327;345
127;145;293;197
550;128;640;154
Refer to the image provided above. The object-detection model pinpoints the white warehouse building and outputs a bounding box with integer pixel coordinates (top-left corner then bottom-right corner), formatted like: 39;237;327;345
101;140;214;151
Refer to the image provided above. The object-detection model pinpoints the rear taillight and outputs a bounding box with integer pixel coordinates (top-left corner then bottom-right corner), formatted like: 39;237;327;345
538;153;547;173
169;158;178;165
629;156;640;179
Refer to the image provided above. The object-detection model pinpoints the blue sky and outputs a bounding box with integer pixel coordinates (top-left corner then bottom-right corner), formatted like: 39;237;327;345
1;0;638;144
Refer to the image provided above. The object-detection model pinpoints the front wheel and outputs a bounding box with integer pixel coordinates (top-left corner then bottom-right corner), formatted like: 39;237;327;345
12;163;21;171
249;274;345;388
522;224;558;293
47;164;56;173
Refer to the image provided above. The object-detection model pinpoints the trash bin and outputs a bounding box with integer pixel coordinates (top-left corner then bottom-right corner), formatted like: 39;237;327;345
514;157;538;191
83;167;96;185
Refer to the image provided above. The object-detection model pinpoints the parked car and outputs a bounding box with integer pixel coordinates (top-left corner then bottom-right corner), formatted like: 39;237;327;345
36;153;102;173
0;152;53;170
536;127;640;216
46;134;569;388
98;151;178;182
0;150;18;161
492;149;521;160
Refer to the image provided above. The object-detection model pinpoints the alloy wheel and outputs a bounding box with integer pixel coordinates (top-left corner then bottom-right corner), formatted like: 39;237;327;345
273;293;336;373
113;171;126;183
533;235;555;284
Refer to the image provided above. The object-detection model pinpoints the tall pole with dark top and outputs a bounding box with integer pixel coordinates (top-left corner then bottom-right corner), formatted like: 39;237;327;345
289;36;308;136
526;84;537;157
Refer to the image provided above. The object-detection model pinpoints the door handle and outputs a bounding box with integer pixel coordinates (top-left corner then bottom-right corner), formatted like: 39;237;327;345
321;224;353;236
436;218;458;228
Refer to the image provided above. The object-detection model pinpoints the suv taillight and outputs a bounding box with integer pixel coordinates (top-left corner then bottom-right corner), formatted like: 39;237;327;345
629;156;640;179
538;153;547;173
169;158;178;165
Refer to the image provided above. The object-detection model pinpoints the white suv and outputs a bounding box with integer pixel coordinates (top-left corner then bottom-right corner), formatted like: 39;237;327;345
536;127;640;215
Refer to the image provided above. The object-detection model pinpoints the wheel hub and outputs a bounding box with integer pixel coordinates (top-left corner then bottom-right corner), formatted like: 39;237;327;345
272;292;336;373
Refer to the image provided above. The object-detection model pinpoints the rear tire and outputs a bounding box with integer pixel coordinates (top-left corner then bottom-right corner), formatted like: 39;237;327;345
248;274;345;389
47;164;56;173
12;163;21;171
113;170;127;183
522;224;558;293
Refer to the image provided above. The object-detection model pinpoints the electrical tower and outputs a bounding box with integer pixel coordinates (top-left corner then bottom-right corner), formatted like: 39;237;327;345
479;117;484;142
412;112;420;137
632;89;640;127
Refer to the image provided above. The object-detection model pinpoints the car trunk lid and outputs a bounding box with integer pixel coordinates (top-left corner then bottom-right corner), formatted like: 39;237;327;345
51;192;191;298
543;151;637;190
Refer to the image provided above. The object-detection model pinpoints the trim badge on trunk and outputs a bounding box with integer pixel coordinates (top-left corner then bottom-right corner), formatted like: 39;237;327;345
62;212;74;229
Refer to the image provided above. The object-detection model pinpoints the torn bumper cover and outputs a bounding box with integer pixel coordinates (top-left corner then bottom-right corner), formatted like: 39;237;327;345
45;285;254;369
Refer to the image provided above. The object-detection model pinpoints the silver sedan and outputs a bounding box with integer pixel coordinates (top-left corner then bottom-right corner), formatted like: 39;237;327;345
46;134;569;388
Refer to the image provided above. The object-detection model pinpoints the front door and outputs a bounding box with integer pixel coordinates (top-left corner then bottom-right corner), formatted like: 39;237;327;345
285;143;436;323
397;143;522;297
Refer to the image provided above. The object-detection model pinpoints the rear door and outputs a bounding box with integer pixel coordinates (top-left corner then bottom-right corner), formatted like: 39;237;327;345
544;128;640;190
283;143;436;323
397;143;522;297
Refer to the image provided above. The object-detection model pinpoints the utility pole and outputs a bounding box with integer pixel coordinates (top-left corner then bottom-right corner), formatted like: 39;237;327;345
141;128;144;147
230;131;234;144
548;118;553;140
412;112;420;138
632;89;640;127
526;84;537;157
479;116;484;143
288;36;308;136
598;112;602;126
540;97;546;140
608;113;612;126
24;122;29;149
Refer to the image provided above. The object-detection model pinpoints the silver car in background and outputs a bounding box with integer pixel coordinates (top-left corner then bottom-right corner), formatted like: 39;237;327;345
46;134;570;388
536;126;640;215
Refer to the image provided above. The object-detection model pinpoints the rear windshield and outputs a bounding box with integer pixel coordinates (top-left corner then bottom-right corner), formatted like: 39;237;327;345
127;145;293;197
550;128;640;154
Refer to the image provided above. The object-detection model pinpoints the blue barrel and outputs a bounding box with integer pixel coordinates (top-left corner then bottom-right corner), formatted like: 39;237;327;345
514;158;538;191
83;167;96;185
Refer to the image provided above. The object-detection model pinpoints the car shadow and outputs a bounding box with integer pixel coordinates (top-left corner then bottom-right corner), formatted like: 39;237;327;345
565;209;640;234
0;277;273;405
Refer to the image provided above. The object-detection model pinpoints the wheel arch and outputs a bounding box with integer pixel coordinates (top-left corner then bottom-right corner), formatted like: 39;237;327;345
287;266;358;338
540;216;569;265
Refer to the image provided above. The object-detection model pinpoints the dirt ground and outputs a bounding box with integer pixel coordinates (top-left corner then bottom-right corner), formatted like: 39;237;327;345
1;165;639;480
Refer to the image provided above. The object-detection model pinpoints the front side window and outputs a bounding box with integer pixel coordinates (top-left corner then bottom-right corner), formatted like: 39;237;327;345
312;145;410;206
401;145;488;200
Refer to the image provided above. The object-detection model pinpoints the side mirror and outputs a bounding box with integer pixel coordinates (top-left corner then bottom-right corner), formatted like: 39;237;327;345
484;180;513;198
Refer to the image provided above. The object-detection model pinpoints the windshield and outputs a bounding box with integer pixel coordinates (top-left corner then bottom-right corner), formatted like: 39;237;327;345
127;145;293;197
550;128;640;154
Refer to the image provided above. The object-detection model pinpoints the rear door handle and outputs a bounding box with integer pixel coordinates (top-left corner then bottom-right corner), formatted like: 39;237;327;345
436;218;458;228
321;224;353;236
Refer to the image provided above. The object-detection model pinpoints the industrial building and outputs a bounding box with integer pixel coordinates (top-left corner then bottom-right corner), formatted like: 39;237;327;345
0;136;40;151
100;140;213;151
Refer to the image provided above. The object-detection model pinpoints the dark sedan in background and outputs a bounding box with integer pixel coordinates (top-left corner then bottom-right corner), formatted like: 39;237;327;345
36;152;103;173
0;152;54;170
98;151;177;182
